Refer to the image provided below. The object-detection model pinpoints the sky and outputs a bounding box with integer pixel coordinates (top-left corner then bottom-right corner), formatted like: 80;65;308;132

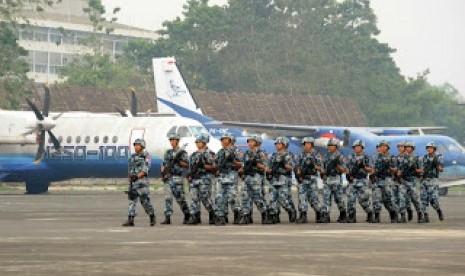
103;0;465;98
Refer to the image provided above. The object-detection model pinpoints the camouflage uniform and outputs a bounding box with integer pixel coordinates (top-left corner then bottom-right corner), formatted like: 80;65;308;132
127;149;155;221
372;152;398;222
267;151;297;223
240;147;268;223
295;149;321;221
346;152;373;221
214;146;241;222
162;147;190;223
321;150;347;222
397;153;422;222
420;151;444;222
188;148;216;224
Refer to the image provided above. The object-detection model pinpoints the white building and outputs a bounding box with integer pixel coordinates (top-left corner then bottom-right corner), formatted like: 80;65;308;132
16;0;157;83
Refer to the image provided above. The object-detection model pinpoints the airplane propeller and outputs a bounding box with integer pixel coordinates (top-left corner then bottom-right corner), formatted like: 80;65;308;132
115;88;138;117
25;84;61;163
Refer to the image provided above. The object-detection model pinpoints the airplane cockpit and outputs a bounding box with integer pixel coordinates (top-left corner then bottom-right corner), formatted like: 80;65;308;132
435;139;465;155
165;125;221;154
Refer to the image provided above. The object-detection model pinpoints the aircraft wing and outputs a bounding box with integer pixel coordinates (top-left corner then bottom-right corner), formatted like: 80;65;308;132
366;126;447;135
211;121;320;137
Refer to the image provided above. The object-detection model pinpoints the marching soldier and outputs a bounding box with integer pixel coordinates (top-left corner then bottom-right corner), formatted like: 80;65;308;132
214;133;242;226
294;137;322;223
266;137;297;224
394;141;408;221
122;138;155;227
160;133;190;225
239;134;270;225
346;139;374;223
186;133;216;225
320;139;347;223
396;141;422;223
372;140;398;223
420;142;444;223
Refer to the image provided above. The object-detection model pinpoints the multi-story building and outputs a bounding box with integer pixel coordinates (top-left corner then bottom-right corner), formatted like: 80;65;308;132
15;0;157;83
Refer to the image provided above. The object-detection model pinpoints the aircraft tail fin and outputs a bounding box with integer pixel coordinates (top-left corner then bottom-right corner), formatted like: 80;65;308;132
152;57;202;114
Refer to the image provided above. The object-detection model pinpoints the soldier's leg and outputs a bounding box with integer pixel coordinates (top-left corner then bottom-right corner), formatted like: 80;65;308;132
298;182;309;213
189;182;200;216
277;184;295;222
163;180;174;217
321;184;332;222
372;186;382;223
241;180;252;216
138;185;155;226
214;179;226;218
334;184;347;223
407;182;421;213
268;185;279;222
397;184;407;220
359;185;373;222
347;185;357;216
308;179;321;222
429;181;443;221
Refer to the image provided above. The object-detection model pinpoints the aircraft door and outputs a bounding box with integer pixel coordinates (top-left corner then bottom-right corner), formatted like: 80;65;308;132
129;128;145;154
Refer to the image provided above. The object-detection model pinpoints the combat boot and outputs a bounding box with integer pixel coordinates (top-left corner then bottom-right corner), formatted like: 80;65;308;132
437;209;444;221
288;208;297;223
372;212;380;223
150;214;156;226
122;216;134;227
215;216;225;226
265;210;275;224
248;214;253;224
337;210;347;223
233;210;241;224
297;212;308;224
407;209;413;221
183;211;190;225
347;212;356;223
424;212;430;223
224;214;229;224
417;212;423;223
366;212;373;223
261;211;269;224
389;211;398;223
239;214;249;225
400;213;406;223
316;211;321;223
196;212;202;224
209;210;216;225
187;213;198;225
320;212;329;223
161;215;170;225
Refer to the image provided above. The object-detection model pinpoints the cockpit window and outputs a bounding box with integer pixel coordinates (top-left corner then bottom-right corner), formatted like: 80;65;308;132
436;141;465;154
189;126;209;137
178;126;191;137
436;144;447;154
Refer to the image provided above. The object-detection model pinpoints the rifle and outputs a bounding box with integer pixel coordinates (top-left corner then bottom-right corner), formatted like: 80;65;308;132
162;144;187;182
187;153;205;181
267;153;285;180
348;155;366;182
216;148;235;175
124;175;139;200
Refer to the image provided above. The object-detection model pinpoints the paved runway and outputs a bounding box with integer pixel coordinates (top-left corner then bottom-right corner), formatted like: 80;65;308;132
0;191;464;276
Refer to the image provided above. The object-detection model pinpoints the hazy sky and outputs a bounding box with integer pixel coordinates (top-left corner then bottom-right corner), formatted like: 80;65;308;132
103;0;465;97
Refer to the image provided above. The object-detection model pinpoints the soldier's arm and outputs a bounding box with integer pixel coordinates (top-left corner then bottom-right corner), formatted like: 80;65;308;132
336;156;348;174
203;151;216;171
437;155;444;173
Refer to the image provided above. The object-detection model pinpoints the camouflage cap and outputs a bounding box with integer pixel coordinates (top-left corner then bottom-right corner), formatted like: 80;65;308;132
301;137;315;145
133;138;146;148
352;139;365;148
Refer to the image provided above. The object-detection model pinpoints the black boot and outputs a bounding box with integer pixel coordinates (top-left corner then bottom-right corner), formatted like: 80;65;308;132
424;212;430;223
337;210;347;223
316;211;321;223
347;212;356;223
297;211;308;224
320;212;329;223
399;213;407;223
266;210;276;224
372;212;380;223
183;212;190;225
261;211;269;224
196;212;202;224
407;209;413;221
366;212;373;223
224;214;229;224
417;212;423;223
215;215;225;226
288;209;297;223
437;209;444;221
233;210;241;224
122;216;134;227
239;214;249;225
390;211;398;223
150;214;156;226
248;214;254;224
187;213;198;225
209;210;216;225
161;215;170;225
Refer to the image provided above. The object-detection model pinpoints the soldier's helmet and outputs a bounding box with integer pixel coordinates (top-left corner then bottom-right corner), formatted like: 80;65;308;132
352;139;365;148
377;139;390;148
301;137;315;145
247;134;262;145
426;142;437;150
168;132;180;140
195;133;210;144
397;141;406;147
133;138;146;148
327;138;339;147
404;141;415;149
220;132;234;141
275;136;289;147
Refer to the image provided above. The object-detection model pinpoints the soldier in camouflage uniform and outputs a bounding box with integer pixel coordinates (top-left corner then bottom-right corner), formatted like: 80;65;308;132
396;141;422;223
420;142;444;223
122;138;155;227
320;139;347;223
160;133;190;225
186;133;216;225
266;137;297;224
346;140;374;223
214;133;242;226
294;137;322;223
239;134;270;225
394;141;410;221
372;140;398;223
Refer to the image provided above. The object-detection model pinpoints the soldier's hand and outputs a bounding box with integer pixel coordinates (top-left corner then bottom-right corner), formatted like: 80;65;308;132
130;175;138;182
297;178;303;184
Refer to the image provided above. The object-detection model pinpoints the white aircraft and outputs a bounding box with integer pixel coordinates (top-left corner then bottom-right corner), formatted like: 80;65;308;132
0;87;221;194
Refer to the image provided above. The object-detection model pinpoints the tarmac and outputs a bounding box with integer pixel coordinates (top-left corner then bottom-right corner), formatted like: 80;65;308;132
0;190;464;276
